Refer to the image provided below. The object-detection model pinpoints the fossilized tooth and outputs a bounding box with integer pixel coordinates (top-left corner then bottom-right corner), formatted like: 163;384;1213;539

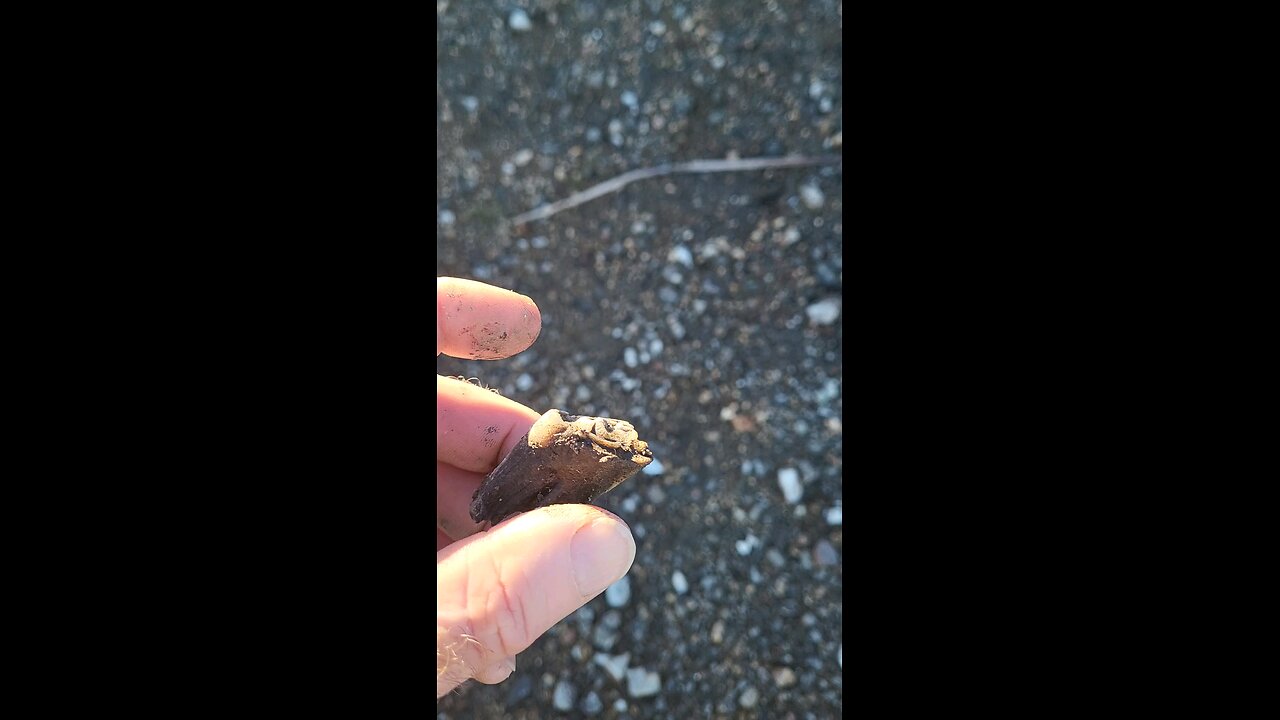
470;408;654;527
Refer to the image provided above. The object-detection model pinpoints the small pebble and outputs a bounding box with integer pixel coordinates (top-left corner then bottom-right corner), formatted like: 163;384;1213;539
438;209;456;227
508;9;532;32
505;673;533;706
668;244;694;268
777;468;803;504
605;576;631;607
593;652;630;682
814;540;839;566
621;91;639;109
460;96;479;113
773;667;797;688
642;458;665;476
512;148;534;167
800;184;825;210
515;373;534;392
711;620;724;644
626;667;662;697
739;686;759;708
806;298;841;326
826;506;842;525
672;570;688;595
624;347;639;368
614;699;628;711
553;680;576;711
581;691;604;715
766;549;786;568
593;623;619;651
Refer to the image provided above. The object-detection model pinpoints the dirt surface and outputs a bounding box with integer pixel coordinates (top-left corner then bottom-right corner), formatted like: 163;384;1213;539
437;1;842;717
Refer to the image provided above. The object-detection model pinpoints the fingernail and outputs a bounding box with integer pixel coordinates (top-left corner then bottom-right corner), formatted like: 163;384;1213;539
569;517;636;598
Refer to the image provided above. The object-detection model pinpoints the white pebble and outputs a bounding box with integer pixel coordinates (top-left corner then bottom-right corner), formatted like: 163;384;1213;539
553;680;575;710
508;9;532;31
809;80;827;100
605;576;631;607
649;21;667;36
778;468;803;504
614;700;628;711
438;210;455;227
642;458;664;476
806;298;841;326
668;244;694;268
800;184;825;209
649;338;664;355
621;91;639;109
623;347;638;368
460;96;479;113
739;686;759;708
672;570;688;595
512;148;534;167
515;373;533;392
593;652;630;682
826;506;842;525
626;668;662;698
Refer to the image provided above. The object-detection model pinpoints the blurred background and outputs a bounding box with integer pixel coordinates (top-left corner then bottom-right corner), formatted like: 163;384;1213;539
437;1;841;717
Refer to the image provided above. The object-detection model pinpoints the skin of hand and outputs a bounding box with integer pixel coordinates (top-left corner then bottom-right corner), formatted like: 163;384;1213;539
436;277;637;699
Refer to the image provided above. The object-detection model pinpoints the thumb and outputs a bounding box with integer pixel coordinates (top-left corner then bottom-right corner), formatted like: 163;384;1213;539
436;504;636;698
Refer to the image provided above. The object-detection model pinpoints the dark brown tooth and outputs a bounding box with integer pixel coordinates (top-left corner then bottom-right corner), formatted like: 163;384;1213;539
469;408;655;527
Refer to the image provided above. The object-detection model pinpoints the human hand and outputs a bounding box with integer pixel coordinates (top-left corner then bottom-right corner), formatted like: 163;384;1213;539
436;277;637;699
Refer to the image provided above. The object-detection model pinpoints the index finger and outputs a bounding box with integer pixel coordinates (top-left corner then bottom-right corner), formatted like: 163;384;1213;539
437;277;542;359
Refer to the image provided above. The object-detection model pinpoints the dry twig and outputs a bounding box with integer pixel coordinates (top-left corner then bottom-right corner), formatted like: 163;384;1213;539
510;154;841;225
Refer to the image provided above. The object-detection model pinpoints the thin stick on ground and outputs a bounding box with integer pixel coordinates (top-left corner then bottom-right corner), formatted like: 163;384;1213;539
509;154;841;225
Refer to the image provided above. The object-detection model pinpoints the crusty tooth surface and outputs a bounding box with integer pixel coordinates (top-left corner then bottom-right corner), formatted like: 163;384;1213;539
469;408;654;526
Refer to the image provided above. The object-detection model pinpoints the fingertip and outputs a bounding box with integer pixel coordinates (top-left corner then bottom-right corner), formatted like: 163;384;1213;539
436;277;543;360
569;513;636;598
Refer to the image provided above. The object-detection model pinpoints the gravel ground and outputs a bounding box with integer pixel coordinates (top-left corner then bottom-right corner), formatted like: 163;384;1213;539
437;1;842;717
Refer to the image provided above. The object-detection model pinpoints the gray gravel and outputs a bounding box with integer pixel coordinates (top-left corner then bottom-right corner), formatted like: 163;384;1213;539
437;0;842;717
